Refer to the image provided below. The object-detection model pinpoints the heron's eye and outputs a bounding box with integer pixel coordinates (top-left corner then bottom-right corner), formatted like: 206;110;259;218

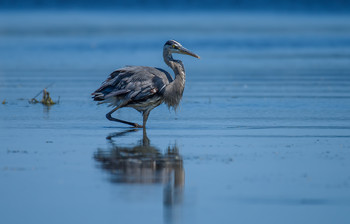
172;44;177;49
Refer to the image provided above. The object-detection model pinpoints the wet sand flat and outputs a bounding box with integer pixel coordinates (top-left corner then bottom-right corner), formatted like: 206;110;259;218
1;11;350;224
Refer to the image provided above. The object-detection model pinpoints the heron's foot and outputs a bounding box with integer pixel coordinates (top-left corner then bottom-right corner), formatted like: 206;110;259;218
133;123;143;128
106;113;143;128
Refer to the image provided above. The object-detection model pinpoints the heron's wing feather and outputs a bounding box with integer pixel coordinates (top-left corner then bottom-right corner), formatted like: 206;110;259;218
122;67;169;101
92;70;126;94
104;89;130;99
92;66;170;102
155;67;173;82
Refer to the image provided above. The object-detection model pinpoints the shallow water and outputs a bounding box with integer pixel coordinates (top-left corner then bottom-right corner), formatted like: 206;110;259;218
1;11;350;224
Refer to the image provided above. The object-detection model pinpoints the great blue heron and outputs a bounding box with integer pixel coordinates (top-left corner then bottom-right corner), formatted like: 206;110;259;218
92;40;200;128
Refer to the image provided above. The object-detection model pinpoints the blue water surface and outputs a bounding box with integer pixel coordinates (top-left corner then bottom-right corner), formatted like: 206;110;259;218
0;10;350;224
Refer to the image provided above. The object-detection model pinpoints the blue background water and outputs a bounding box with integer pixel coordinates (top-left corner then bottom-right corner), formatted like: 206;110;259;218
1;0;350;12
0;5;350;224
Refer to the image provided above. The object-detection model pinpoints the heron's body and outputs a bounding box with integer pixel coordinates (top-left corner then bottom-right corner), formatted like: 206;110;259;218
92;40;199;128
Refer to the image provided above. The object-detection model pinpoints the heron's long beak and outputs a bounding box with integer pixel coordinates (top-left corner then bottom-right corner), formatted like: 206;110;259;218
179;46;200;59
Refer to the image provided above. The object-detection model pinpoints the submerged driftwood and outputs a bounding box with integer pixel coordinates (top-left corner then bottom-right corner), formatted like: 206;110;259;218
29;88;59;106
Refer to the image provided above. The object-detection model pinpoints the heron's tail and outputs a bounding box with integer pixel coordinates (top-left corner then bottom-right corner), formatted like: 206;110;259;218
91;92;105;101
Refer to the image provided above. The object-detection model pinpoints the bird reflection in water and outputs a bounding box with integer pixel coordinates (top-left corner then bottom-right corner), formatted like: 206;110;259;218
94;129;184;210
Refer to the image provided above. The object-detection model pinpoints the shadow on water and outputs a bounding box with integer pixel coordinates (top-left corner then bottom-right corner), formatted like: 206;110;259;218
94;129;185;222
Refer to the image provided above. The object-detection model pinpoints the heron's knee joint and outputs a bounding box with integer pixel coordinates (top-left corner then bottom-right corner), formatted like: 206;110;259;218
106;113;112;120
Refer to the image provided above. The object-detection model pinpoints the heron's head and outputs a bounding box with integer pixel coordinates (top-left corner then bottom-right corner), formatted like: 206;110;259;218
164;40;200;59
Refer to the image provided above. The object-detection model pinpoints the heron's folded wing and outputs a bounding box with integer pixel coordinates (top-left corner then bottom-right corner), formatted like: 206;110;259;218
104;89;130;99
92;66;169;102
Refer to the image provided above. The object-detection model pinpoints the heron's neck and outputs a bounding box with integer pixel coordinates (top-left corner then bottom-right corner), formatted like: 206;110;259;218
163;51;186;110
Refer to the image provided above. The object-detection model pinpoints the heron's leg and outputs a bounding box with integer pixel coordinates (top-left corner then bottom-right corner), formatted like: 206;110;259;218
142;128;150;146
106;106;142;128
142;110;151;129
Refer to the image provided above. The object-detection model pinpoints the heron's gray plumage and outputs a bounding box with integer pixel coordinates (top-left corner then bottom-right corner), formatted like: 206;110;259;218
93;67;168;102
92;40;199;128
